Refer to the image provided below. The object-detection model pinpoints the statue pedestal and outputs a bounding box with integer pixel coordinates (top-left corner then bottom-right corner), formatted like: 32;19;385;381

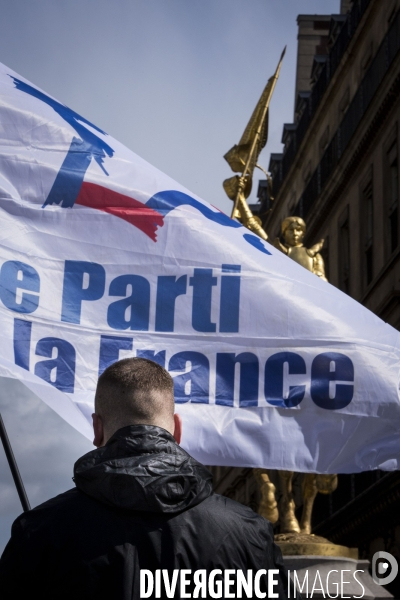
275;533;358;559
282;556;393;599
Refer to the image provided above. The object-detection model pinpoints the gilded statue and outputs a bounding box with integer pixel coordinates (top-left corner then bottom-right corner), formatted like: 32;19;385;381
273;216;327;281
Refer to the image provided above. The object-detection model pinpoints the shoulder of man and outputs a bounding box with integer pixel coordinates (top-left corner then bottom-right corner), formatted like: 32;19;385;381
201;493;269;525
2;488;85;549
192;492;275;549
0;488;87;594
194;494;293;594
201;492;269;523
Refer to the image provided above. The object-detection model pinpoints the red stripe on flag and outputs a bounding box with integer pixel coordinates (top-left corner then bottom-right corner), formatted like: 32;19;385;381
76;182;164;241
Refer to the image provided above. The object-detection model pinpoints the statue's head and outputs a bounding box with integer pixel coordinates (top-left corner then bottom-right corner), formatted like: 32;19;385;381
281;216;306;247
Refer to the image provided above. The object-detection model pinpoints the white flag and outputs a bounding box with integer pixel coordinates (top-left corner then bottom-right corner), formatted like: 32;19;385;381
0;62;399;473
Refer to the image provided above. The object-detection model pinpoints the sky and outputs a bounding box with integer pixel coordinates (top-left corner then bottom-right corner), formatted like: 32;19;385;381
0;0;339;553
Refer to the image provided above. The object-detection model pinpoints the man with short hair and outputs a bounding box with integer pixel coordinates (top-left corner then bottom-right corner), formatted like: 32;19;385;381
0;357;295;599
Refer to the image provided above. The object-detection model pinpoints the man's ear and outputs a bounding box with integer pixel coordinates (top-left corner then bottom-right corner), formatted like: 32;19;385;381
92;413;105;447
173;413;182;445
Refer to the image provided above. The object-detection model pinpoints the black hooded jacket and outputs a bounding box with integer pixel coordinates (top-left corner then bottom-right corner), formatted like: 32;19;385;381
0;425;294;599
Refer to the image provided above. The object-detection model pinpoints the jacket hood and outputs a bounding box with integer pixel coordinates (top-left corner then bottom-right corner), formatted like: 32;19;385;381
73;425;213;513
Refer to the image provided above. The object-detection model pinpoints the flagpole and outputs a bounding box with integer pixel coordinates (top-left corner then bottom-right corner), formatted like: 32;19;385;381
0;413;30;512
231;46;286;219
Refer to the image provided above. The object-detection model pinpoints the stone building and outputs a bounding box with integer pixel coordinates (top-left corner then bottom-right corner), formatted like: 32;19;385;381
212;0;400;594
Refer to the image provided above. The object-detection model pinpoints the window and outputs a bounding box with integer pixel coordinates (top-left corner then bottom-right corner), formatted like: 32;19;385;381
289;191;297;215
339;208;350;294
256;179;272;215
388;142;399;254
388;0;397;24
361;176;374;287
338;87;350;118
319;126;330;156
302;161;312;184
360;42;373;74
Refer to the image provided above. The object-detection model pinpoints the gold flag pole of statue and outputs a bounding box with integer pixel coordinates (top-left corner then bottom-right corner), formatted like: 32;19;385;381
223;47;286;239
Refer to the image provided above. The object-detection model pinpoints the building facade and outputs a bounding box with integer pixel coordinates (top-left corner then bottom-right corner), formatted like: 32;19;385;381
211;0;400;594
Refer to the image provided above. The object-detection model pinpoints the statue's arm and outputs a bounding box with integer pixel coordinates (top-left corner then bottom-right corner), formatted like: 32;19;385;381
313;252;328;281
272;238;288;254
307;238;325;256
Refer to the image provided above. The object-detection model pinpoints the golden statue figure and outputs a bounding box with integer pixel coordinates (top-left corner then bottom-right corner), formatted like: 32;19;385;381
273;217;327;281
